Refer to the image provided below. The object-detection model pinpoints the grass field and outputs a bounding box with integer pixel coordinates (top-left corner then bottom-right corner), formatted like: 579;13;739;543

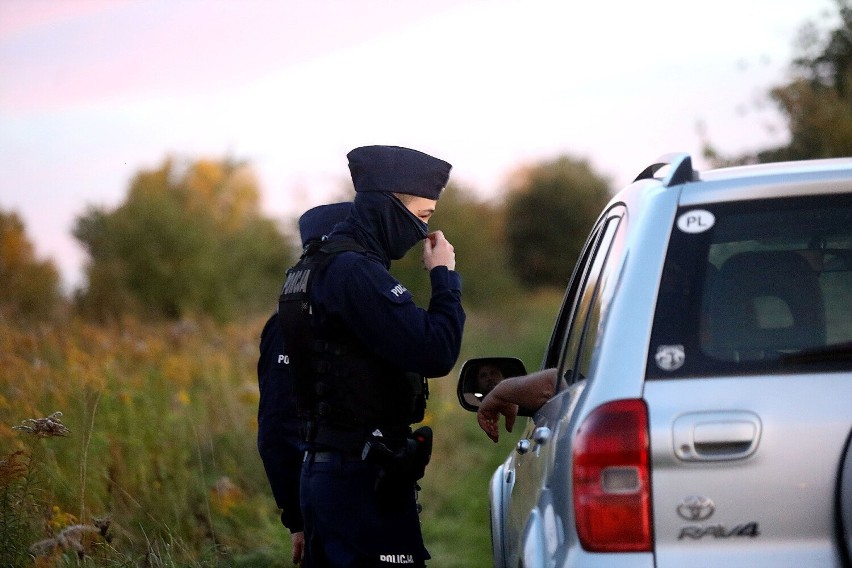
0;290;563;567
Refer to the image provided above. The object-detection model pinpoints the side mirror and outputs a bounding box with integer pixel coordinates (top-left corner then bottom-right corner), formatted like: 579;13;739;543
456;357;528;413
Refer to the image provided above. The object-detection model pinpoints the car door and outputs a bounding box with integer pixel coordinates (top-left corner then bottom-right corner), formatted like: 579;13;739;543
644;193;852;567
499;207;625;568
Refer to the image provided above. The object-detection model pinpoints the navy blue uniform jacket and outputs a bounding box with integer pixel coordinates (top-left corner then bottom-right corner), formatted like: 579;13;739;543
256;313;304;532
312;234;465;380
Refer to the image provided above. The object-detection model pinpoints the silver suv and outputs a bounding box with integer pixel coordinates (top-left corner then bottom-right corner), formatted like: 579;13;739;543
458;154;852;568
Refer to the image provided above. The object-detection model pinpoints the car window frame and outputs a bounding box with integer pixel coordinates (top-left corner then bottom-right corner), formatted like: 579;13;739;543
543;205;625;392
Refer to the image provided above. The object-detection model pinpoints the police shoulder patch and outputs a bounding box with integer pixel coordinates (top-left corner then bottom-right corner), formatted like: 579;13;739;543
382;281;411;303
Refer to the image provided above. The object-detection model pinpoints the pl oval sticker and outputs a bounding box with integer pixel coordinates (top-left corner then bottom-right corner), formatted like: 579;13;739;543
677;210;715;234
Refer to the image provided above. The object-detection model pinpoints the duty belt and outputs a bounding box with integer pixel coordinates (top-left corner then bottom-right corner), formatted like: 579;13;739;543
308;421;412;453
303;450;361;463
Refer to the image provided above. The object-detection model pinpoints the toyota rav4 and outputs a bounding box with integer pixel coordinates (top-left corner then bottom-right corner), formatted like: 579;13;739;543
458;154;852;568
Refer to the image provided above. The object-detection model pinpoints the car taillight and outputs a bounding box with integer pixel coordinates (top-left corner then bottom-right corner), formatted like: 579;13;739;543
572;398;652;552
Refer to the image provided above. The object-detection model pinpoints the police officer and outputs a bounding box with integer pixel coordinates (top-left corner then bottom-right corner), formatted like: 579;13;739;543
279;145;465;567
258;202;352;566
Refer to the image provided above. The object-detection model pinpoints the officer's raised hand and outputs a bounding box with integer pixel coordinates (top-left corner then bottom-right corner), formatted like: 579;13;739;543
423;230;456;271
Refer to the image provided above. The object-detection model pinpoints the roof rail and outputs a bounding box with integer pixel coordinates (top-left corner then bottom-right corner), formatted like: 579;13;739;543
633;153;694;186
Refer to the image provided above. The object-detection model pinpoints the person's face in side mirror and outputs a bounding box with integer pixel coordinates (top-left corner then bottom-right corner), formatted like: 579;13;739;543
476;364;504;395
457;357;527;413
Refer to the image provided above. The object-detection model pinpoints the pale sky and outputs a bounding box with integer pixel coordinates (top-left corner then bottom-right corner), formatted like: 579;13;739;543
0;0;835;290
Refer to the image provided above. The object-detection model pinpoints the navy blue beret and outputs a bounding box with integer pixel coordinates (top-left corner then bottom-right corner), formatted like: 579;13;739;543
298;202;352;245
347;145;452;200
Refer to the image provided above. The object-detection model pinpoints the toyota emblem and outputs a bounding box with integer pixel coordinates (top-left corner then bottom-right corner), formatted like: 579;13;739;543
677;495;715;521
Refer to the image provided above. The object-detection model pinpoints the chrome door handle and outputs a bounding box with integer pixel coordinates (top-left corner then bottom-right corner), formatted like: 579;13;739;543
673;411;762;461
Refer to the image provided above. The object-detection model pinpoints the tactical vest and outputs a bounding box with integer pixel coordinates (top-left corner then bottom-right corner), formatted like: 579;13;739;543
277;240;428;451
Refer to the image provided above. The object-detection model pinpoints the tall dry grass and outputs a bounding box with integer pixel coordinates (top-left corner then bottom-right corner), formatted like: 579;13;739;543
1;315;283;566
0;289;563;567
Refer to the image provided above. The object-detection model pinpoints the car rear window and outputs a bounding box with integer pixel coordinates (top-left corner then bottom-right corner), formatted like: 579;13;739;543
647;193;852;379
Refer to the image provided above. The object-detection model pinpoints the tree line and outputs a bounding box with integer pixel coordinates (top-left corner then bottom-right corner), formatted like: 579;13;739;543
704;0;852;164
1;153;611;324
3;1;850;324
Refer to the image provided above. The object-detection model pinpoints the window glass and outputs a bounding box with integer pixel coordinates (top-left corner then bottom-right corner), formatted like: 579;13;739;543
542;216;610;374
647;193;852;378
576;212;626;381
557;209;624;386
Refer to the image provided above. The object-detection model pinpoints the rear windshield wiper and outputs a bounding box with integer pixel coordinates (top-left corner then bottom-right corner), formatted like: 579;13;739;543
781;341;852;364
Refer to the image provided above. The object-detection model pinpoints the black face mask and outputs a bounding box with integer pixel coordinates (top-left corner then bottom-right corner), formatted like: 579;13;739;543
352;192;428;262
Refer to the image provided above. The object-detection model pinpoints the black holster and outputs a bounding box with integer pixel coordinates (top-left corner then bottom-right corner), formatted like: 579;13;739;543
362;426;433;495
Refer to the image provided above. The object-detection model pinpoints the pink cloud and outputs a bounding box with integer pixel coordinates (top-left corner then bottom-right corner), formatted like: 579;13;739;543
0;0;124;38
1;0;470;113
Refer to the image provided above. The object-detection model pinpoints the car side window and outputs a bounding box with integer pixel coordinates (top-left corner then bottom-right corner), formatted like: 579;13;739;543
574;210;626;382
540;223;603;371
550;207;625;389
